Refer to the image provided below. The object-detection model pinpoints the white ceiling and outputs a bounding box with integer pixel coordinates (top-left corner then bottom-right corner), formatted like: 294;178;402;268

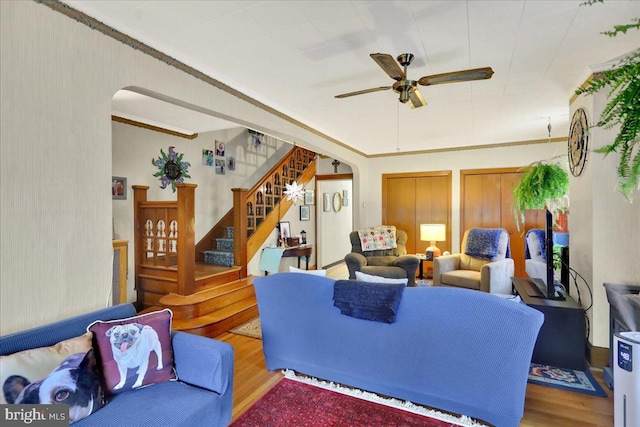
65;0;640;156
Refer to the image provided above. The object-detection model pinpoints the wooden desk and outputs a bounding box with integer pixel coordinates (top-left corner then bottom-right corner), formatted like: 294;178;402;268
512;277;586;369
264;245;313;275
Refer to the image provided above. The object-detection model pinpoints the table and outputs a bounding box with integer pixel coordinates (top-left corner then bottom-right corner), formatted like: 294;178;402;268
512;277;586;369
415;253;434;279
264;245;313;275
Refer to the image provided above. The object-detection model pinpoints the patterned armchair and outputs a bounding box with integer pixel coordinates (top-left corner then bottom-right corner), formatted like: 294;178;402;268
344;229;420;286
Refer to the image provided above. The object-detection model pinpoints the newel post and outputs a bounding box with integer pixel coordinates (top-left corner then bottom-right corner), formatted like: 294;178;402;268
176;183;197;295
232;188;248;278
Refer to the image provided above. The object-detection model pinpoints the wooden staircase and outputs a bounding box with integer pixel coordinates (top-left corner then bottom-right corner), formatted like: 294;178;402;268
161;275;257;337
134;146;317;337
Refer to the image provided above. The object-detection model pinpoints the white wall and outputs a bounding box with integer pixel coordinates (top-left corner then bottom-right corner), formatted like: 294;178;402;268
316;179;353;268
358;142;565;252
570;93;640;348
0;1;365;335
112;122;290;302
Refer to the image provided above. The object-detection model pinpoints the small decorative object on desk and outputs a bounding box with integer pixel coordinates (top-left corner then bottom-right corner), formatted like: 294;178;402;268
286;237;300;247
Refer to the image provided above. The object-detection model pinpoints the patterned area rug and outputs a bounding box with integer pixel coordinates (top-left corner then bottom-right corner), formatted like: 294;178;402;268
528;363;608;397
229;317;262;339
231;371;487;427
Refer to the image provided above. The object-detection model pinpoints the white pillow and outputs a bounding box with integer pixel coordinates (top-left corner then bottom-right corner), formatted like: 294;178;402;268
355;271;408;285
289;266;327;276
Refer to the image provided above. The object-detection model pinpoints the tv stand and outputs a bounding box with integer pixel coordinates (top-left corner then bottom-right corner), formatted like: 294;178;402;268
512;277;586;369
529;278;566;301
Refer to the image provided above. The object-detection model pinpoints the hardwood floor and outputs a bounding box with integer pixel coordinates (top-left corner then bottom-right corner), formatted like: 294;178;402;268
216;263;614;426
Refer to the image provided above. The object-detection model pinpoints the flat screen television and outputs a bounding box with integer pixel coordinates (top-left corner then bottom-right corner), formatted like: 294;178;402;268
531;209;566;301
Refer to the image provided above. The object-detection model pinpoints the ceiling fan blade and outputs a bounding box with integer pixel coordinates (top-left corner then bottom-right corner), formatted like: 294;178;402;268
408;89;427;109
418;67;494;86
370;53;405;81
335;86;392;99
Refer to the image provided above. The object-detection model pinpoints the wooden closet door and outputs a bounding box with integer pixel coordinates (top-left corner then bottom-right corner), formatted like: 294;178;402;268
415;176;450;254
501;173;524;277
385;177;416;252
461;169;533;278
461;173;502;231
383;172;452;256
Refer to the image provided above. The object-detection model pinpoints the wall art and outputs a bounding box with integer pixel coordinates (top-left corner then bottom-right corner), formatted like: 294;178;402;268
323;193;331;212
304;190;315;205
227;155;236;171
112;176;127;200
152;146;191;192
300;205;310;221
215;158;225;175
202;149;214;166
215;140;225;157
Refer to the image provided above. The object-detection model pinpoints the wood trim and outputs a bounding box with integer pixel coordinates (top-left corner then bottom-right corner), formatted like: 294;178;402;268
588;344;609;369
232;188;249;279
112;115;198;139
315;174;354;181
569;73;604;106
368;137;567;158
112;240;128;304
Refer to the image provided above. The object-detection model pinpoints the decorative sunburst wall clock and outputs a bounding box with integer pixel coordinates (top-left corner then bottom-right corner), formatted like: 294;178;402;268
152;146;191;192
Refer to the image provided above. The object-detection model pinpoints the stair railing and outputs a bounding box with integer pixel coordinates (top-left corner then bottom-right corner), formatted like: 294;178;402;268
232;147;317;277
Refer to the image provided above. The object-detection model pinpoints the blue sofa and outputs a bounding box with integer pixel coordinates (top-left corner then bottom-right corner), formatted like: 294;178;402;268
0;304;233;427
255;273;543;427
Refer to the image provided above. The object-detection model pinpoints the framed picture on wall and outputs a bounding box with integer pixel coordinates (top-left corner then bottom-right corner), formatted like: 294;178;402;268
304;190;315;205
300;205;310;221
112;176;127;200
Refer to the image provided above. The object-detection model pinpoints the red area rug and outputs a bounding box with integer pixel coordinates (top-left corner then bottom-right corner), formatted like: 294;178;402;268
231;377;476;427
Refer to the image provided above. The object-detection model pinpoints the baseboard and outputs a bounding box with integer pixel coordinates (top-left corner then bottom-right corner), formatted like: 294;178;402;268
587;343;609;368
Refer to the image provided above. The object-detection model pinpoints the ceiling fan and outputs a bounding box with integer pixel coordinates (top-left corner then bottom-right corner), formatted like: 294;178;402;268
335;53;494;109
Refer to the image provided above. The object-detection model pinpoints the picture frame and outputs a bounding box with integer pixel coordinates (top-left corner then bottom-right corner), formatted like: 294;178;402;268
300;205;310;221
112;176;127;200
304;190;315;205
278;221;291;240
215;158;225;175
342;198;349;207
215;140;225;157
343;190;349;198
323;193;331;212
202;149;214;166
226;155;236;171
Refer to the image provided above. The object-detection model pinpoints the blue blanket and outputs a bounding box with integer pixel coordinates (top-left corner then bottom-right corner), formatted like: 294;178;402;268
333;280;405;324
525;229;546;261
464;228;510;260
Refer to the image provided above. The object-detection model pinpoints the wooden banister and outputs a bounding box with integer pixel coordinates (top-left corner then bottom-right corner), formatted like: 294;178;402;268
232;188;248;278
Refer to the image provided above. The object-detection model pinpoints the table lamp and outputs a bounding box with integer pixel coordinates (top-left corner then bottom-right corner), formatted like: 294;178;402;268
420;224;446;260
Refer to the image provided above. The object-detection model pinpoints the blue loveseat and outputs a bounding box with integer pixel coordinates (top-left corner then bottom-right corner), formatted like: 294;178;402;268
255;273;543;427
0;304;233;427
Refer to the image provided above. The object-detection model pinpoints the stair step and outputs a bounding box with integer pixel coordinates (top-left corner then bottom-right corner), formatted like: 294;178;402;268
225;226;234;239
172;296;258;336
195;266;241;290
160;278;255;319
215;237;234;252
203;250;234;266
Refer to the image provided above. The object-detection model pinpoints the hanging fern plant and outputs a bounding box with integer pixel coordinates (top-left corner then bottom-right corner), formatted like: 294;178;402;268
575;1;640;200
513;161;569;228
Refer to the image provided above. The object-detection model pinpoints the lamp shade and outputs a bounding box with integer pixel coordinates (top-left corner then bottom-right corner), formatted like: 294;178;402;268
420;224;446;242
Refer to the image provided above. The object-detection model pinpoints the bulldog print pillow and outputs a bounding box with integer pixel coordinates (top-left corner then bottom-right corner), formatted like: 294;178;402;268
88;309;176;395
1;332;104;424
